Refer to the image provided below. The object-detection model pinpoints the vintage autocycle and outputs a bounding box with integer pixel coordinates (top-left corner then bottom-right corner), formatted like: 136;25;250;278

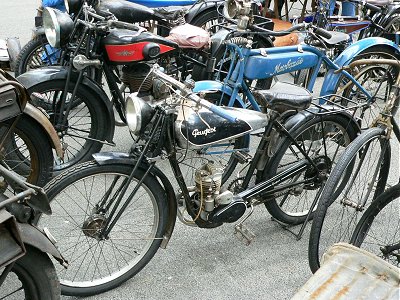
34;60;366;295
13;0;226;76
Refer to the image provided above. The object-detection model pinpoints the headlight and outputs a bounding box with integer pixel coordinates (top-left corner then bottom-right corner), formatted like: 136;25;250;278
43;8;74;48
64;0;83;14
126;93;155;135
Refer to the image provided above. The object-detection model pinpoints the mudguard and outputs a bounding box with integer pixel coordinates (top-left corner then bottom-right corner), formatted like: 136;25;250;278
380;5;400;29
193;80;246;107
185;1;223;23
24;103;64;159
92;152;177;249
17;66;115;143
320;37;400;95
17;223;67;266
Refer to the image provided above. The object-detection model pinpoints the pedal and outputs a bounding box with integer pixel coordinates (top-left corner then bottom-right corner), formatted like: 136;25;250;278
232;151;252;164
234;223;255;246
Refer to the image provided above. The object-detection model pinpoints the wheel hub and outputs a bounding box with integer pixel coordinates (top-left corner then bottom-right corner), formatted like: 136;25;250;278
82;214;107;240
304;156;332;190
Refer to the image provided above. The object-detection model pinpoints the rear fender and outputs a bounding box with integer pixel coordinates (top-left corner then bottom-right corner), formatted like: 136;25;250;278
92;152;177;249
18;223;67;267
185;2;223;23
320;37;400;96
17;66;115;143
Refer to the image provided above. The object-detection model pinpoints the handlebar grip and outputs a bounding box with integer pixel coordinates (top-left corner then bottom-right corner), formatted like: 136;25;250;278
109;20;140;31
314;28;332;39
365;2;381;12
207;104;237;123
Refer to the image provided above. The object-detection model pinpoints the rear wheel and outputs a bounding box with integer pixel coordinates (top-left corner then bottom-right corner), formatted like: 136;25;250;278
36;161;168;296
260;113;358;225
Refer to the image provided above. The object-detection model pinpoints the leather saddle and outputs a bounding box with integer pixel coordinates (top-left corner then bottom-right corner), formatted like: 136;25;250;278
253;82;313;113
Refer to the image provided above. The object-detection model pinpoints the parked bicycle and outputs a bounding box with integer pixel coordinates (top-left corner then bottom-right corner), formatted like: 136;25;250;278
308;58;400;272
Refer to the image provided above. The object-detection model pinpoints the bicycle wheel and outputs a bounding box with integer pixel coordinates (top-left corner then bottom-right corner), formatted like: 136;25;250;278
36;161;168;296
27;79;109;171
0;245;60;300
259;113;359;225
308;127;391;273
351;184;400;267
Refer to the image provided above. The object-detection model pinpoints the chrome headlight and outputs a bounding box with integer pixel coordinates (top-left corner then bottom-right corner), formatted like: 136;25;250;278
64;0;83;14
43;8;74;47
126;93;155;135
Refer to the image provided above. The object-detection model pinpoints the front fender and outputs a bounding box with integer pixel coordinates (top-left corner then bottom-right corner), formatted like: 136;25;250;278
193;80;246;107
23;103;64;159
92;152;177;249
18;223;67;266
320;37;400;95
17;66;115;143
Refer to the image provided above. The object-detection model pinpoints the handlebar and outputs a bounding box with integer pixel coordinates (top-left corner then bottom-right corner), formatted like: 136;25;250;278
151;67;237;123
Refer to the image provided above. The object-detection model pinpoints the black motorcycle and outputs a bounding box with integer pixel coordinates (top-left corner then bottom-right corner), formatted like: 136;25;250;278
16;1;273;172
35;65;360;296
0;70;63;186
14;0;226;76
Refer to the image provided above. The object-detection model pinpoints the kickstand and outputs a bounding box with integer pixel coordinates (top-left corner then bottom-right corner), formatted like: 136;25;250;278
271;188;323;240
234;203;256;245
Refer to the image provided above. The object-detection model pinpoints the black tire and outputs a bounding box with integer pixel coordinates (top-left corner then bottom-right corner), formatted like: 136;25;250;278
350;184;400;267
0;115;53;186
27;79;110;172
190;8;222;33
14;36;59;77
36;161;168;296
259;113;359;225
308;127;390;273
0;245;60;300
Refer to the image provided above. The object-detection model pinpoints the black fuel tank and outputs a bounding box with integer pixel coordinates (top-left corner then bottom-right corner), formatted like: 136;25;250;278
95;0;156;23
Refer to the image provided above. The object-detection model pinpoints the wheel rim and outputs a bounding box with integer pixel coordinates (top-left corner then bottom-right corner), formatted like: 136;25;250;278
37;171;160;288
22;43;59;74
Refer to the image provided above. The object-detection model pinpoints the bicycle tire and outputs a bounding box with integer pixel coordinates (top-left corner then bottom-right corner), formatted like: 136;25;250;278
36;160;168;296
350;183;400;267
259;113;359;225
308;127;391;273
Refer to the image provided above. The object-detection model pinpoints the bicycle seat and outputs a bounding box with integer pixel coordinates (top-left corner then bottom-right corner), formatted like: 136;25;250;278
321;31;350;45
366;0;392;6
96;0;156;23
253;82;312;113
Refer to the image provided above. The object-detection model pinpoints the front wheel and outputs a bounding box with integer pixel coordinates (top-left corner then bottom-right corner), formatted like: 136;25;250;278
36;161;168;296
14;36;60;77
0;245;60;300
27;79;110;171
259;113;359;225
308;127;391;273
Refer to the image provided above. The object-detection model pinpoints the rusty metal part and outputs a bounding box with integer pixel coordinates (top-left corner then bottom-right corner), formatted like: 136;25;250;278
23;103;64;159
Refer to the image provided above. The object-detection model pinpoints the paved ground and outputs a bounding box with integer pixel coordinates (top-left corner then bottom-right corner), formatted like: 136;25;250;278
1;1;399;300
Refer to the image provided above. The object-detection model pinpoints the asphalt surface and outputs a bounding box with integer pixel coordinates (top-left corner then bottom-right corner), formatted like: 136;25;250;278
1;1;399;300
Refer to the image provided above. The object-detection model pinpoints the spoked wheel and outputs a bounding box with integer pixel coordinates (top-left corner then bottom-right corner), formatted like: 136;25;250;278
35;161;168;296
0;115;53;186
351;184;400;267
259;113;358;225
308;127;391;272
0;246;60;300
14;36;60;77
27;80;109;172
